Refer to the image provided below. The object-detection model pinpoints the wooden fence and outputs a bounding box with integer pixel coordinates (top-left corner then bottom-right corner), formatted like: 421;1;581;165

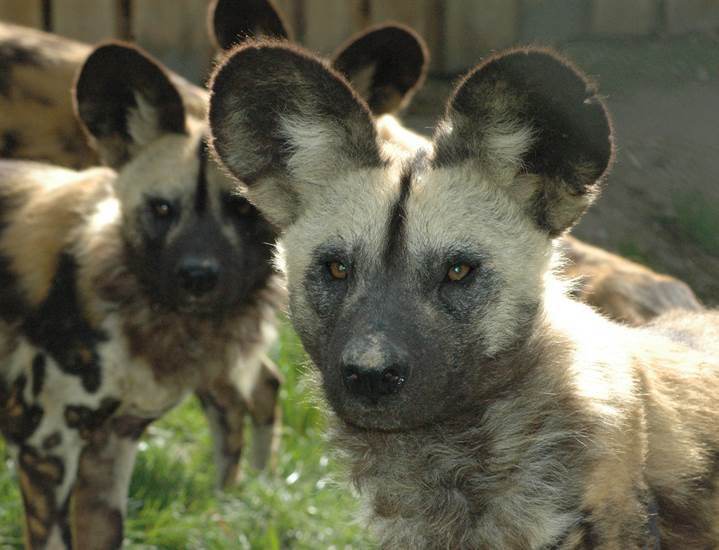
1;0;719;81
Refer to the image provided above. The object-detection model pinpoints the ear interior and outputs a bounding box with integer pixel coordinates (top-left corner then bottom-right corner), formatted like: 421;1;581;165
208;0;290;51
332;23;428;115
433;48;614;235
74;42;186;169
209;40;383;228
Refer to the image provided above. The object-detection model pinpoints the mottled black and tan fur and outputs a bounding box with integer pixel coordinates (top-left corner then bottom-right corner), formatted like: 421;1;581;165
0;40;285;546
209;41;719;549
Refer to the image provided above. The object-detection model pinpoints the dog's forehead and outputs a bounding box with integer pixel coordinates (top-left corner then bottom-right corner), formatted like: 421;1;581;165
291;165;400;249
115;124;234;198
405;166;532;249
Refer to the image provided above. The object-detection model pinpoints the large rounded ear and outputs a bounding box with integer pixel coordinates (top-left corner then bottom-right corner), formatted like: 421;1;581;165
209;40;383;229
433;47;614;236
331;23;428;115
74;42;186;169
208;0;290;51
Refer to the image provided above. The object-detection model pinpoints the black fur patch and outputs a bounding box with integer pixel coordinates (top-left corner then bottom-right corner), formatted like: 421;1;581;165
0;374;43;444
0;255;27;322
22;253;108;392
17;445;69;547
41;431;62;451
0;40;42;97
31;354;46;397
382;165;413;264
580;513;601;548
110;415;153;440
64;397;121;436
1;129;21;157
0;185;29;322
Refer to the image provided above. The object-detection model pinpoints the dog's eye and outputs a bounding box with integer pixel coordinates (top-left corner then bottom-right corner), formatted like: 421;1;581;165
236;201;252;216
150;199;173;219
328;261;349;280
224;195;254;217
447;263;472;282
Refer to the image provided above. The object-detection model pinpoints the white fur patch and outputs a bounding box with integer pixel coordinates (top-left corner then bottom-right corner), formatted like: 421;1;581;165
127;92;164;148
279;114;347;183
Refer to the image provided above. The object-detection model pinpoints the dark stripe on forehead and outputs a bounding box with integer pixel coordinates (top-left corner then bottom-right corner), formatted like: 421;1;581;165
382;151;428;264
383;165;413;264
194;139;209;214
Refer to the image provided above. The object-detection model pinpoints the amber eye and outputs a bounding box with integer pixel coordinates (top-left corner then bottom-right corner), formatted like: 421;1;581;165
231;197;253;216
447;263;472;282
328;261;349;280
237;201;252;216
150;200;172;219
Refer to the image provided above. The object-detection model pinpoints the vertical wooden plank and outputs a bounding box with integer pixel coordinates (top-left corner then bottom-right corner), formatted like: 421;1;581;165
0;0;43;28
369;0;442;69
445;0;518;72
302;0;366;55
132;0;213;84
52;0;119;42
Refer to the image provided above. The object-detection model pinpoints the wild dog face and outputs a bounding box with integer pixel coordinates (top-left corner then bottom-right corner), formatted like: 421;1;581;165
209;42;613;431
75;43;276;316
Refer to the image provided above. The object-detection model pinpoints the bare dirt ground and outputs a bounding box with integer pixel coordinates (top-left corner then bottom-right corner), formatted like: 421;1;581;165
403;33;719;305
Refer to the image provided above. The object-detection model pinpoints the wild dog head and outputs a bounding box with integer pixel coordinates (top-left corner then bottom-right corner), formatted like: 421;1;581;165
71;18;425;317
209;41;613;431
74;43;277;315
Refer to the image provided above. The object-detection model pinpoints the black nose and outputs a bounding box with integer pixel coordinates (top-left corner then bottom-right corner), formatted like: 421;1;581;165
342;364;408;400
177;260;219;295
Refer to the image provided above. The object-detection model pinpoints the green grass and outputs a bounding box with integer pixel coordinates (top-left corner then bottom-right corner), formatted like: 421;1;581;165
0;320;371;549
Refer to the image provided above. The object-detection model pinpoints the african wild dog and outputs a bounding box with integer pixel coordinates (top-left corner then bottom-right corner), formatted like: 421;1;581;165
209;40;719;549
0;14;431;550
0;42;282;548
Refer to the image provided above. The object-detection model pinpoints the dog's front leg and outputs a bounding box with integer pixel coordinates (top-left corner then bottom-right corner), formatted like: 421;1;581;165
196;377;249;489
69;416;151;549
244;356;282;473
14;442;81;550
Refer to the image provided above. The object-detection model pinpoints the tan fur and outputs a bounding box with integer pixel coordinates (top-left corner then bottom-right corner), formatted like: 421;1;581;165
0;162;113;305
560;235;702;325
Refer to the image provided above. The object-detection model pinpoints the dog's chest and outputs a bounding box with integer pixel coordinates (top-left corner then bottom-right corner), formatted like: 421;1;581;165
335;423;587;550
1;312;204;451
